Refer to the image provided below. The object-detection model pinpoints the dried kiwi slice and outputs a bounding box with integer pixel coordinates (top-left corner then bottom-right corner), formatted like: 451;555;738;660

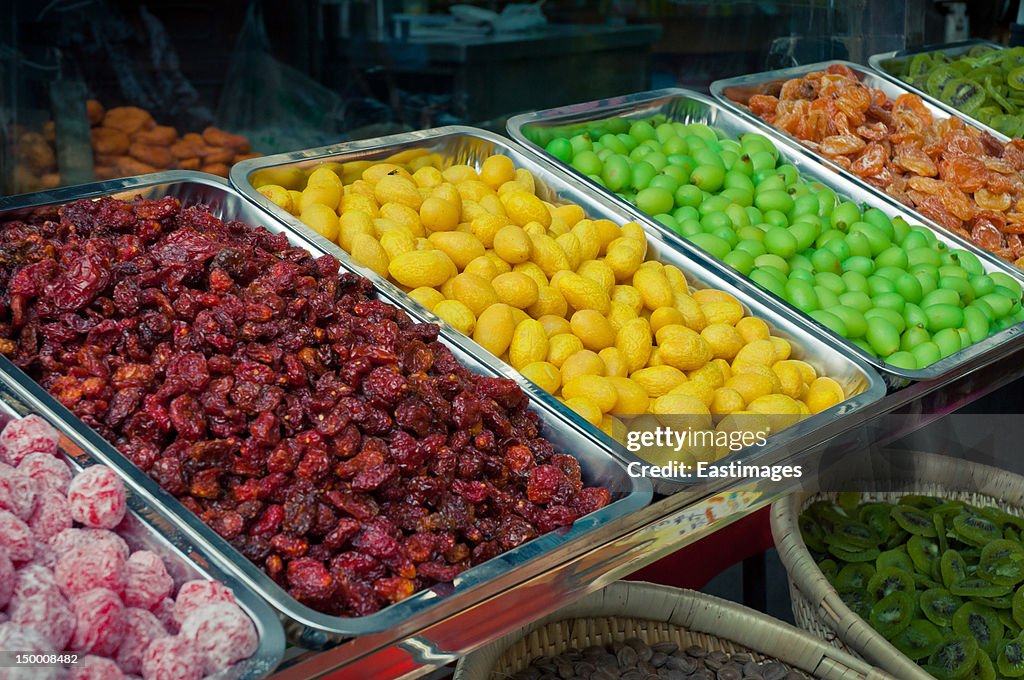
870;590;915;638
927;66;962;98
922;588;965;627
951;578;1013;598
840;588;875;621
867;566;915;601
1009;66;1024;92
908;53;933;79
999;637;1024;678
969;650;996;680
892;505;939;537
942;79;986;115
890;618;945;660
981;539;1024;564
953;602;1004;656
834;562;876;592
828;544;880;563
1012;585;1024;628
800;514;827;554
825;520;881;550
808;500;849;527
954;511;1003;547
909;535;941;574
860;503;897;544
943;550;969;589
877;547;915;573
819;558;839;583
928;635;980;680
837;491;861;515
900;495;943;510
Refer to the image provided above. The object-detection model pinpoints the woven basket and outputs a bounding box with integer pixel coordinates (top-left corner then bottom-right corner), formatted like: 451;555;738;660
771;450;1024;680
454;581;896;680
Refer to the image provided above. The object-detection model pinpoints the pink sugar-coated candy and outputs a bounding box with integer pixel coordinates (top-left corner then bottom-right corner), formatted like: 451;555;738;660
172;580;235;627
16;454;71;495
10;564;58;603
124;551;173;611
141;635;203;680
0;469;38;522
55;543;125;598
50;528;130;560
149;598;178;635
0;512;34;563
0;416;60;466
9;582;74;648
116;608;168;675
0;622;61;680
180;602;258;674
67;466;126;530
27;540;56;570
68;655;125;680
0;551;11;608
70;588;126;656
28;490;72;543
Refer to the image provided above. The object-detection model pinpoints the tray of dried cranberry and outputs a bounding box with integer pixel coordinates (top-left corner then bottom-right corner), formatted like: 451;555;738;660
0;384;286;679
0;170;653;646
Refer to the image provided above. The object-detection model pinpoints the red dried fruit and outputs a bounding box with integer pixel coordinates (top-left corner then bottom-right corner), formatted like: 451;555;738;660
123;550;174;610
180;602;258;674
68;655;125;680
141;634;203;680
0;510;35;562
9;582;74;648
0;468;39;521
55;543;125;597
0;415;60;465
67;465;127;530
69;587;126;656
16;453;72;494
0;551;11;608
28;489;72;542
116;608;168;675
150;597;179;634
172;579;236;626
49;528;129;560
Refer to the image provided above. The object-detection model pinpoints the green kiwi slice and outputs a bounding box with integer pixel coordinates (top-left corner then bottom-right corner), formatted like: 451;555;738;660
998;638;1024;678
927;635;979;680
952;602;1004;656
1012;585;1024;628
867;566;915;601
943;550;969;589
941;79;986;115
921;588;965;627
800;514;827;554
900;495;942;510
877;547;915;573
828;544;880;563
951;578;1013;598
837;491;861;515
870;590;915;638
860;503;897;543
890;618;945;660
953;511;1003;547
908;53;933;79
909;535;941;574
826;520;882;550
840;589;875;621
834;562;876;592
1009;66;1024;92
893;505;939;537
819;558;839;583
927;66;962;97
968;650;996;680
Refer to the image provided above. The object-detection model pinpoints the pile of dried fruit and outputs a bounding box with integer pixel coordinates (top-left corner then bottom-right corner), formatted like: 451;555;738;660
742;63;1024;267
0;196;611;617
802;493;1024;679
0;414;258;680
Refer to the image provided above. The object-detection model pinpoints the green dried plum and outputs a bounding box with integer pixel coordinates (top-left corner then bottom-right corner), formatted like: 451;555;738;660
834;562;876;592
953;602;1004;656
953;511;1002;547
927;635;979;680
998;638;1024;678
892;505;939;537
921;588;965;627
869;590;915;638
890;618;945;660
867;566;915;601
943;550;969;589
951;578;1012;598
877;547;915;573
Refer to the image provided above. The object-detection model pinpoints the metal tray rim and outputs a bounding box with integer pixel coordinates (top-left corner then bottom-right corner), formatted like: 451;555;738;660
230;126;887;486
0;170;653;641
867;38;1005;75
507;86;1024;382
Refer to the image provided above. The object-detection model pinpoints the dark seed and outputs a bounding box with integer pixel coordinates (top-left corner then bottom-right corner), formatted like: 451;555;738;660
650;652;667;667
651;642;678;655
617;646;639;668
686;645;708;658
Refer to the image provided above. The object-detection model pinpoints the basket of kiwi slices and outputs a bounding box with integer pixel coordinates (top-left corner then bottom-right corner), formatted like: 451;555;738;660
454;580;896;680
773;451;1024;680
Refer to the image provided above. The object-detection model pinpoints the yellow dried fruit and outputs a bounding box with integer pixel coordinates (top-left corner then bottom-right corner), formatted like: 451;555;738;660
538;315;572;337
597;347;629;378
408;286;445;311
300;203;341;242
562;375;618;413
529;233;570;277
606;377;649;415
509;319;549;370
521;361;561;394
528;286;568;319
350;233;389;278
492;272;540;309
388;250;454;288
433;300;476;335
480;154;516;189
493;225;531;264
630;365;688;398
548;333;584;367
659;330;713;372
560;349;605;384
503;191;551;228
428;231;485;270
632;267;674;311
701;324;745;361
564;396;602;427
557;273;611;315
464;255;499;281
605;240;644;281
805;377;846;414
419;197;460;232
615;318;653;373
450;273;500;317
374;175;422;210
473;303;515;357
570;310;616;351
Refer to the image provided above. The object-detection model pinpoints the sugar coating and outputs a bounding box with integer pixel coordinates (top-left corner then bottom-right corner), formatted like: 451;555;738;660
140;635;202;680
180;602;258;674
16;454;71;494
68;655;125;680
26;541;56;569
0;552;11;608
116;608;168;675
0;622;59;680
67;467;126;530
28;490;72;543
123;551;172;611
69;588;126;656
55;543;125;597
9;585;74;649
10;564;58;603
149;598;178;635
0;416;60;466
172;580;235;626
0;511;34;562
50;528;129;560
0;469;38;522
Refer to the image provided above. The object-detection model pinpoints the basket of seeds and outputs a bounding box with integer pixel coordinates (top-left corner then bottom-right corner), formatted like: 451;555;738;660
772;451;1024;680
454;581;895;680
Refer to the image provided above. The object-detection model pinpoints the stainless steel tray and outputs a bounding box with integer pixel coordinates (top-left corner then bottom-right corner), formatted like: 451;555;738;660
0;171;652;646
508;88;1024;384
230;127;885;488
0;382;286;680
